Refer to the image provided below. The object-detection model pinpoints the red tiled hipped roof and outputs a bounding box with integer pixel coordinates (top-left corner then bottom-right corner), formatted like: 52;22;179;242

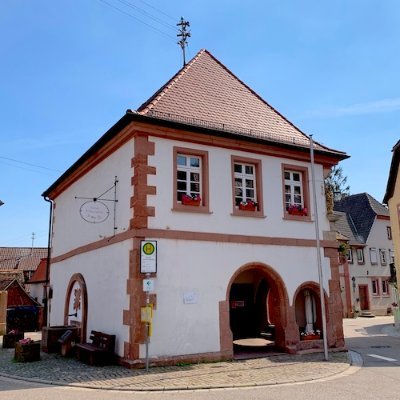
137;49;346;156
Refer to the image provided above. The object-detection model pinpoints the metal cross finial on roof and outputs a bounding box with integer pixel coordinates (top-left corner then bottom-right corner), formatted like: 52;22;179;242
177;17;190;66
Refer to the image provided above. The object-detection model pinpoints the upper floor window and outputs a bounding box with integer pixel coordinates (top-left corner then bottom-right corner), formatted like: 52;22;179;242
282;164;310;219
347;248;353;264
387;226;392;240
389;250;395;264
379;249;387;266
173;147;209;213
231;156;264;217
234;163;257;206
370;248;378;265
177;154;201;201
356;248;365;264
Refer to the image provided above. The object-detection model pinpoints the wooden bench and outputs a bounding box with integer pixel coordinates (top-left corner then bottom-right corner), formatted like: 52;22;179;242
76;330;115;365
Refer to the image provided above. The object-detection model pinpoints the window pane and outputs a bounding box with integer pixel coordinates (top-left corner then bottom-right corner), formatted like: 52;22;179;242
177;181;187;191
177;155;186;166
294;195;302;203
293;173;300;181
246;189;254;198
294;186;301;194
191;172;200;182
285;185;291;194
245;179;254;188
234;164;242;173
177;170;186;180
235;178;242;188
245;165;254;175
235;188;243;197
190;182;200;192
190;157;200;167
284;171;290;180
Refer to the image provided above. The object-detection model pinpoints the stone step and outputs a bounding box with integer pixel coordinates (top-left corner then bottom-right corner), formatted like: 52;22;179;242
359;311;375;318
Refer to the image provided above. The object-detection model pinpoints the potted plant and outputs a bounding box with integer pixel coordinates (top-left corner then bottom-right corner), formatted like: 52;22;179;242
288;204;308;216
239;200;258;211
14;338;41;362
181;194;201;206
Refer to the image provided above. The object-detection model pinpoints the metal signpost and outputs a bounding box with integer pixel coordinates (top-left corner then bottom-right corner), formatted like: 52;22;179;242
140;240;157;371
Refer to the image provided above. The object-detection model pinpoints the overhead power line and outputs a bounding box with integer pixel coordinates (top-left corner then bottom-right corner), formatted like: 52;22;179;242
138;0;176;22
0;156;61;173
115;0;176;31
98;0;176;41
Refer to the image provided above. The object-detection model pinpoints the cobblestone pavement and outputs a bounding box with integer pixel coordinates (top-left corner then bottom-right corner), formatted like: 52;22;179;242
0;342;352;391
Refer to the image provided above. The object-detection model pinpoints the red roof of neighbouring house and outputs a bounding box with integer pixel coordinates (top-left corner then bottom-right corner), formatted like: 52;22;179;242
28;258;47;283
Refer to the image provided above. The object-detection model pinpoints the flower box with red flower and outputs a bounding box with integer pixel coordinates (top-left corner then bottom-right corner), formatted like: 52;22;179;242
287;204;308;216
182;194;201;206
300;330;321;341
14;338;41;362
239;200;258;211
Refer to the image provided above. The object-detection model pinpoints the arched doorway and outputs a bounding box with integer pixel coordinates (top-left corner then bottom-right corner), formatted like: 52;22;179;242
64;273;88;343
227;263;289;353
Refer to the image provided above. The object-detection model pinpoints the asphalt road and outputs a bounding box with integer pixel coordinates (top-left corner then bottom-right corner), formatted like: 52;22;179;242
1;316;400;400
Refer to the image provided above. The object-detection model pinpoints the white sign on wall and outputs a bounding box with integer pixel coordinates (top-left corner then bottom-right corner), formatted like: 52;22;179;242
140;240;157;273
143;279;155;292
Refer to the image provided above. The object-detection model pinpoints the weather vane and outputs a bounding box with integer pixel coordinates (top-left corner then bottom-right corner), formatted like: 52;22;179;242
177;17;190;66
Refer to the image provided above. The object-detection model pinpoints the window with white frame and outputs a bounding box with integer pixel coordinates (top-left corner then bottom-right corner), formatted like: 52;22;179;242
347;248;353;263
370;248;378;265
356;248;364;264
389;250;395;264
387;226;392;240
382;279;390;295
176;153;202;202
234;162;257;206
379;249;387;266
372;279;379;296
284;170;303;210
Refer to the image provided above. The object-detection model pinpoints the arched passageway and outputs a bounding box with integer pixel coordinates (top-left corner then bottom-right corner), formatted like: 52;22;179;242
227;263;289;354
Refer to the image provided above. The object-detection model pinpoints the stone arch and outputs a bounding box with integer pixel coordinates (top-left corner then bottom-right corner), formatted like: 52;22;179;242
293;281;329;339
64;273;88;343
221;262;290;352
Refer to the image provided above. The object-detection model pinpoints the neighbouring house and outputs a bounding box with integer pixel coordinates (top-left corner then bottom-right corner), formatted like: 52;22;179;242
27;258;48;306
383;140;400;324
333;193;394;317
0;274;42;332
0;247;48;333
42;49;348;367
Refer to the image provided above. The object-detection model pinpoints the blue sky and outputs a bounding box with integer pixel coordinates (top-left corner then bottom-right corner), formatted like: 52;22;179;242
1;0;399;248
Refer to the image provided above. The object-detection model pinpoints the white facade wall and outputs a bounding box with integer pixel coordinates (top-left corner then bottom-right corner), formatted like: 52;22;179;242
29;283;45;305
147;137;329;239
143;238;331;358
51;139;134;257
49;133;337;359
49;240;131;356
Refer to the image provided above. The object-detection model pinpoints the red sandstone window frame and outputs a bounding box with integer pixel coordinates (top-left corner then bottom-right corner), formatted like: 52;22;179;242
281;164;311;221
231;155;265;218
172;146;210;213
